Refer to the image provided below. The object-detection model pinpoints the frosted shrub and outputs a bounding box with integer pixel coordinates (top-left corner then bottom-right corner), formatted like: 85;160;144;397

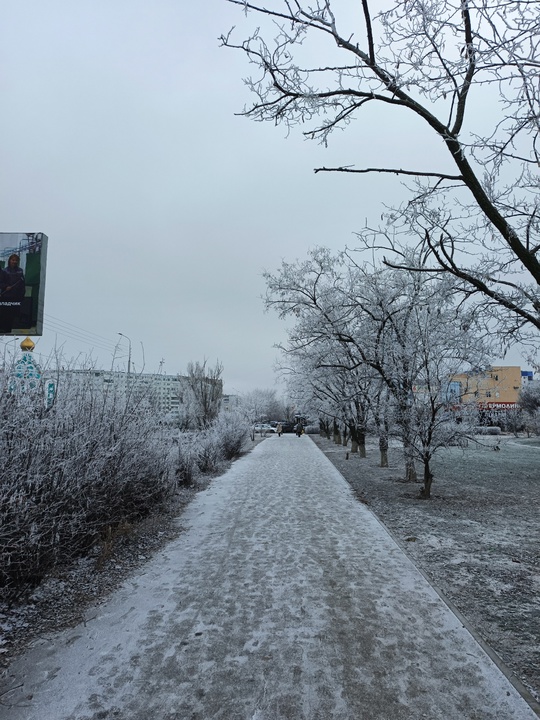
0;368;173;599
176;432;199;486
175;412;250;483
212;411;249;460
0;350;251;599
196;427;222;473
197;412;250;472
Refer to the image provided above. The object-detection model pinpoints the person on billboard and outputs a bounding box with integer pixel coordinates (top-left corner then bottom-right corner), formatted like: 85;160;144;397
0;254;26;333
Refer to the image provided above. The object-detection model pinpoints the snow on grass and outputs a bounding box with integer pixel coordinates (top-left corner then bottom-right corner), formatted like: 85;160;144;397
314;434;540;704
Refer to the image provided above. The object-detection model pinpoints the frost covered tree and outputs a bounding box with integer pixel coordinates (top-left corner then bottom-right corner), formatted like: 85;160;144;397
519;380;540;435
223;1;540;340
284;338;373;455
265;247;490;496
179;360;224;430
365;379;392;469
336;256;487;494
239;387;286;423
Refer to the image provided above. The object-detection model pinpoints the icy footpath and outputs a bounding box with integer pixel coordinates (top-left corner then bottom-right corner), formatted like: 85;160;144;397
1;436;537;720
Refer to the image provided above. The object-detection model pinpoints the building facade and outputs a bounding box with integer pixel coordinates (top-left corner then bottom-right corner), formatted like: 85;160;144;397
451;366;534;425
60;369;188;417
453;366;523;409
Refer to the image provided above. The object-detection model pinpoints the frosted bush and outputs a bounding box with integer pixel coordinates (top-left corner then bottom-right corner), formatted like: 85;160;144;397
212;411;250;460
0;365;173;599
176;432;199;486
195;427;222;473
195;412;250;473
0;351;251;599
175;412;249;483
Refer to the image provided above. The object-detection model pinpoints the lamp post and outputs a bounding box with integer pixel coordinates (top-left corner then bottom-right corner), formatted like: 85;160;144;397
118;332;132;377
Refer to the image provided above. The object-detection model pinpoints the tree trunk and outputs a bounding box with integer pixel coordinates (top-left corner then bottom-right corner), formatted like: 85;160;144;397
333;420;341;445
349;425;358;453
402;439;418;482
349;426;366;456
319;418;331;439
379;432;388;468
358;431;366;458
420;460;433;499
404;458;418;483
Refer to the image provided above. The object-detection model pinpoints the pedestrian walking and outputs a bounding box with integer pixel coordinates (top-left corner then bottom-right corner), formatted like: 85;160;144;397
276;423;283;437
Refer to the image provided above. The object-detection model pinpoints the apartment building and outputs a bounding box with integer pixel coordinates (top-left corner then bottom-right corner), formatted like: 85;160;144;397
453;366;523;409
450;364;535;424
60;369;187;416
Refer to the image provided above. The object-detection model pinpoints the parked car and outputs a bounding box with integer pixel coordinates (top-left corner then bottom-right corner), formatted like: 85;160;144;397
253;423;276;434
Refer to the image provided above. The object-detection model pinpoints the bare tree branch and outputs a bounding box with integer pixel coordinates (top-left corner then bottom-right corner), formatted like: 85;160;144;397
314;166;463;181
224;0;540;338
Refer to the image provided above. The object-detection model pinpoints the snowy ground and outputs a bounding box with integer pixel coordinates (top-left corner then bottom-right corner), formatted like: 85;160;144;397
312;434;540;705
1;435;538;719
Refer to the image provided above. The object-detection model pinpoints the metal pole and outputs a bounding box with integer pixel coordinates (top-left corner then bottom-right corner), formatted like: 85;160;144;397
118;332;132;377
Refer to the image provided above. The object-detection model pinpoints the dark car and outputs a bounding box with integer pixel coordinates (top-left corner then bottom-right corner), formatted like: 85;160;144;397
277;422;295;433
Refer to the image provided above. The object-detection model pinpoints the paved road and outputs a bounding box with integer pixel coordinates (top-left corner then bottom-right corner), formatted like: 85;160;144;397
1;435;537;719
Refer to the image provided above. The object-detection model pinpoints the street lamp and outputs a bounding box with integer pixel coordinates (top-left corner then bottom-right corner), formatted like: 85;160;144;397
118;332;132;376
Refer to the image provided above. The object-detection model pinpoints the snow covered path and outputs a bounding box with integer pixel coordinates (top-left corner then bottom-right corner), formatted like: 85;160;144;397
1;435;537;720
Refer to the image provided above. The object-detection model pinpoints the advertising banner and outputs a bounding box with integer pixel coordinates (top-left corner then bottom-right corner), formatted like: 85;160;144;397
0;232;48;336
479;402;518;410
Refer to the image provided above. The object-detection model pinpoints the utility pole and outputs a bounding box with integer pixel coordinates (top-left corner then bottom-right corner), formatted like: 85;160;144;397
118;332;132;378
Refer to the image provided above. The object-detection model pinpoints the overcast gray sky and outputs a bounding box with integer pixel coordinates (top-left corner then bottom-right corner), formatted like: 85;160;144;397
0;0;521;394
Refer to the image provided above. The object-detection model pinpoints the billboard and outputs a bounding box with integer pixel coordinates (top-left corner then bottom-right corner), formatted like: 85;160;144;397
0;232;48;336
